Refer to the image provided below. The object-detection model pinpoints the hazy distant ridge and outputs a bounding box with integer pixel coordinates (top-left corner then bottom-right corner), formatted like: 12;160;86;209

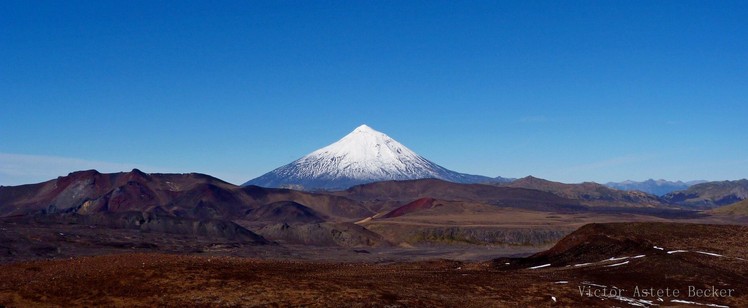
605;179;706;196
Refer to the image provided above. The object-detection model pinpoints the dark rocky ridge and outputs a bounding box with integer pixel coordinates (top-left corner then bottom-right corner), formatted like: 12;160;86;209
245;201;326;224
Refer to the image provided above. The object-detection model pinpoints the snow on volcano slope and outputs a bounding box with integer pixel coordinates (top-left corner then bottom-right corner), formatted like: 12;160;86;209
243;125;500;190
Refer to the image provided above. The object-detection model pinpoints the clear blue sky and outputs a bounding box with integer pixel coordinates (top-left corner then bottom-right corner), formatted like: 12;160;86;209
1;0;746;185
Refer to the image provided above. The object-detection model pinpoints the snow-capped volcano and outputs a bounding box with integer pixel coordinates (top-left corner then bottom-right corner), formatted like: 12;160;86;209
243;124;498;190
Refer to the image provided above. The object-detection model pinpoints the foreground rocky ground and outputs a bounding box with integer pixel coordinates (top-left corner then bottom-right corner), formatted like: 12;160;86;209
0;222;746;307
0;253;562;307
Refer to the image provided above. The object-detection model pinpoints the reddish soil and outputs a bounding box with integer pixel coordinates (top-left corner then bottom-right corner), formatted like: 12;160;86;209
0;253;631;307
381;197;437;218
1;222;747;307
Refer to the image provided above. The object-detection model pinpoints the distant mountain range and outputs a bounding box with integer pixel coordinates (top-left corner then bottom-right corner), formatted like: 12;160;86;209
243;125;510;190
0;169;593;247
7;169;694;225
504;176;666;208
604;179;707;196
662;179;748;208
2;168;747;254
514;177;746;209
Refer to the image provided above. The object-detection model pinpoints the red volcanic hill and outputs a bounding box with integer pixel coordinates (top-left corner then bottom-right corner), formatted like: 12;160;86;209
0;169;245;217
381;197;438;218
0;170;363;243
0;169;272;243
0;169;372;221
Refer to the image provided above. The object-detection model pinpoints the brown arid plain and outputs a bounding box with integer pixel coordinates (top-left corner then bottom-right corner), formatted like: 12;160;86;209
1;223;747;307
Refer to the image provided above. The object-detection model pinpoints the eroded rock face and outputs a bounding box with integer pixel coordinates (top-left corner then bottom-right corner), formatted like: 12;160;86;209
252;222;387;247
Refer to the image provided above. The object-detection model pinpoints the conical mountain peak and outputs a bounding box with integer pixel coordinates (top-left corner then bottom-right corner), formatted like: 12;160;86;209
305;124;415;165
352;124;375;133
243;125;493;190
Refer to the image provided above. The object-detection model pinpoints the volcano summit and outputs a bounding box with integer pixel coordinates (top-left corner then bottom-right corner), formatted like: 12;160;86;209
243;125;498;190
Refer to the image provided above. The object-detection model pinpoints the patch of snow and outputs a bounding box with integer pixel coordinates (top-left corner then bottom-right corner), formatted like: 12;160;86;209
696;251;723;257
528;263;551;269
582;282;608;288
667;249;688;254
554;281;569;284
609;295;656;307
654;246;664;250
670;299;729;307
631;254;646;259
605;260;630;267
608;256;629;261
551;296;556;303
574;262;593;267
